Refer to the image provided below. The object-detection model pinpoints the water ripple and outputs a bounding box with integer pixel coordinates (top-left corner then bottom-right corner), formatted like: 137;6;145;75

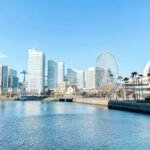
0;101;150;150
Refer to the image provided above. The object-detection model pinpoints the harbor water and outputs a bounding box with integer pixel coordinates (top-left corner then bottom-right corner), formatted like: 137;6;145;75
0;101;150;150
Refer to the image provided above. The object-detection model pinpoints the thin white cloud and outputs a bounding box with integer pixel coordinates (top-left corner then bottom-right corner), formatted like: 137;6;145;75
0;54;8;58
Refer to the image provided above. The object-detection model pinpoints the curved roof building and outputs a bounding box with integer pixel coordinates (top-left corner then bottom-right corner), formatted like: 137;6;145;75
144;61;150;76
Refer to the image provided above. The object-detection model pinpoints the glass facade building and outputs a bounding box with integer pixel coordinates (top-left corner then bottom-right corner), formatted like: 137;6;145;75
2;66;8;91
0;65;8;94
67;68;77;83
8;69;18;88
47;60;58;90
67;68;84;89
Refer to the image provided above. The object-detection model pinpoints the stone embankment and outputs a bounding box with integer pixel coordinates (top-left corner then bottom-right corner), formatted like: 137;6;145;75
44;97;109;106
18;96;150;114
108;100;150;114
0;96;15;101
74;97;109;106
44;97;58;101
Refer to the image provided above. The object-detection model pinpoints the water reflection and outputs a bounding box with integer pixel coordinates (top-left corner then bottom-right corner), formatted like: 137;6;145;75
23;102;42;116
0;101;150;150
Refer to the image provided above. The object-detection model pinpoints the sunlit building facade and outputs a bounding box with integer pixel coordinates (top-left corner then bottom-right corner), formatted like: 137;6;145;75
58;62;64;86
85;67;102;90
77;70;84;89
28;49;45;94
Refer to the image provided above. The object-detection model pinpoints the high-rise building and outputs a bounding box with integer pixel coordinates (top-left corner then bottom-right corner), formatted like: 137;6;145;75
57;62;64;86
67;68;84;89
47;60;58;90
8;69;18;88
85;67;102;90
0;65;3;94
85;67;96;89
77;70;84;89
67;68;77;83
0;65;8;94
28;49;45;94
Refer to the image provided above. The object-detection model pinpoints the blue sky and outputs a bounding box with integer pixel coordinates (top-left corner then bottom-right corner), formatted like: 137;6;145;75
0;0;150;78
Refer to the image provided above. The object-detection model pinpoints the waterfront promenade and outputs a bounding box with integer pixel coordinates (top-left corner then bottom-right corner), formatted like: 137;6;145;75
73;98;150;114
73;97;109;106
0;95;15;101
44;97;109;106
45;97;150;114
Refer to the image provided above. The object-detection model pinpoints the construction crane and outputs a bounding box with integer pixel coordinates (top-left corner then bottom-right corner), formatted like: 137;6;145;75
20;70;28;96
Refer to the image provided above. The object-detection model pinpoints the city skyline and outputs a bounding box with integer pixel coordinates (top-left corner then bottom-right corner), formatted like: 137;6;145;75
0;0;150;77
1;1;150;149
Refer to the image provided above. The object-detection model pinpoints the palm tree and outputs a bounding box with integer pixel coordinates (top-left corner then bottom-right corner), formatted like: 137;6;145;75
117;76;123;99
131;72;138;100
139;74;144;100
109;73;114;99
109;73;114;83
118;76;123;84
137;76;140;100
123;77;129;100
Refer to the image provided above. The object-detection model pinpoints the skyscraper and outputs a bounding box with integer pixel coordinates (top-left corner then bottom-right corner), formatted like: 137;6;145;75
85;67;96;89
67;68;84;89
28;49;45;94
77;70;84;89
0;65;8;94
57;62;64;86
8;69;18;89
47;60;58;90
0;65;3;94
85;67;102;90
67;68;77;83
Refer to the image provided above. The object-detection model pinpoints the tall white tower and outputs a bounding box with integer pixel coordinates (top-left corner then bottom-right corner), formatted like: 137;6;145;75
85;67;96;90
28;49;45;94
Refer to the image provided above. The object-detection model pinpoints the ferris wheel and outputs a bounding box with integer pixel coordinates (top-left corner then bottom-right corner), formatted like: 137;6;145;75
96;50;119;87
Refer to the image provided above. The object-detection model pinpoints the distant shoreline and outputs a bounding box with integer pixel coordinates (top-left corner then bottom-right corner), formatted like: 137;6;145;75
0;95;17;101
1;97;150;114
